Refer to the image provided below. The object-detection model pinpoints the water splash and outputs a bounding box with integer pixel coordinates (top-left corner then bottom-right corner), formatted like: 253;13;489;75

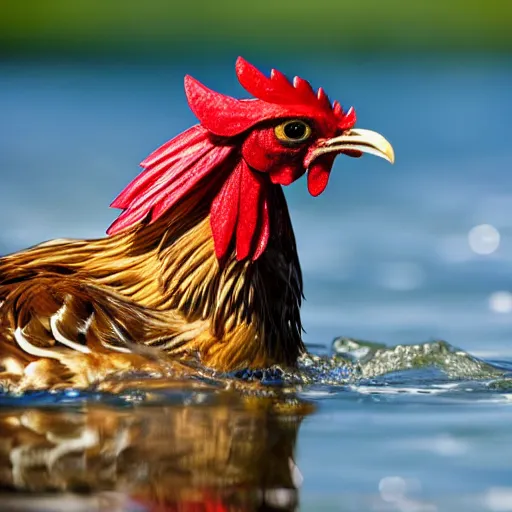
279;338;506;387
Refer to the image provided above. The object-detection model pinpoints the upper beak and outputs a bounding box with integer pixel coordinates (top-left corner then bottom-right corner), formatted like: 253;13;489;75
306;128;395;167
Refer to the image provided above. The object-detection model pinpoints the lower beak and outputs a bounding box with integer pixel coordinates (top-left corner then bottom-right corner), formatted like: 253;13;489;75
306;128;395;166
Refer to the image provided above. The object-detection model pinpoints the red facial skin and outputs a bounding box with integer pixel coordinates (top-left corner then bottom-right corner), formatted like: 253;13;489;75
108;57;359;261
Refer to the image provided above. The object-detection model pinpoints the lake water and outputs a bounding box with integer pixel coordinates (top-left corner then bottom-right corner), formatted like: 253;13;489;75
0;55;512;511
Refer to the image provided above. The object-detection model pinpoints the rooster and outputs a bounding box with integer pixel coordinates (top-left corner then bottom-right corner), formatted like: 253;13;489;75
0;58;394;390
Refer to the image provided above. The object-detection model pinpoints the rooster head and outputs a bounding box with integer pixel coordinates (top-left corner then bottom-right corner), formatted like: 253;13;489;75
186;57;394;195
108;58;394;261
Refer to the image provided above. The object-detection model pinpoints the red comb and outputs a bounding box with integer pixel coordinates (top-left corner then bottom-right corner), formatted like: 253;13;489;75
236;58;332;113
185;57;355;137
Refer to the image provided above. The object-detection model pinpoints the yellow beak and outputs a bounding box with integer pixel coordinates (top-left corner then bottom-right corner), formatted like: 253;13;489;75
308;128;395;165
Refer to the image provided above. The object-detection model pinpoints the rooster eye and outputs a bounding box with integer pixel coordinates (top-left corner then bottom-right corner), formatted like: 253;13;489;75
274;120;312;144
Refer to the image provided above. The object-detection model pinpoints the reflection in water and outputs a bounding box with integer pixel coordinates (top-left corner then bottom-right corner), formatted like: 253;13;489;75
0;397;306;511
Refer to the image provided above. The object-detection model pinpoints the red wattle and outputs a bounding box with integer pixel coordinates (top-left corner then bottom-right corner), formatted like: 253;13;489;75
307;154;336;196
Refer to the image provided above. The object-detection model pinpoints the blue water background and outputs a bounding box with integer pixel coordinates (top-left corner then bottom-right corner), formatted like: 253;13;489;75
1;55;512;510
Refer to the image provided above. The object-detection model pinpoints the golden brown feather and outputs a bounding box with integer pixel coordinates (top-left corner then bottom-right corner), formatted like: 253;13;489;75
0;186;304;390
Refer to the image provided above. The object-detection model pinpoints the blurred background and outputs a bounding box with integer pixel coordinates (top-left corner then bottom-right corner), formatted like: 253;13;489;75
1;0;512;358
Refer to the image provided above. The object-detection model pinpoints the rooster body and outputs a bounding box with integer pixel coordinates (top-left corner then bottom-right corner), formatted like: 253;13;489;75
0;58;394;390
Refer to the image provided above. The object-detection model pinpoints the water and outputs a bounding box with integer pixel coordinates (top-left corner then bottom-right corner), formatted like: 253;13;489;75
0;343;511;511
1;55;512;510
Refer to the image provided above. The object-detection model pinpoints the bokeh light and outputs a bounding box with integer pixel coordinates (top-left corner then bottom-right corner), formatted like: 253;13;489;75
379;476;407;503
484;488;512;512
468;224;500;255
488;291;512;314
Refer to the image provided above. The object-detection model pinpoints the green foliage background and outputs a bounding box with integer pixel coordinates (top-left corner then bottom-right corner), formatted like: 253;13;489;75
1;0;511;57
